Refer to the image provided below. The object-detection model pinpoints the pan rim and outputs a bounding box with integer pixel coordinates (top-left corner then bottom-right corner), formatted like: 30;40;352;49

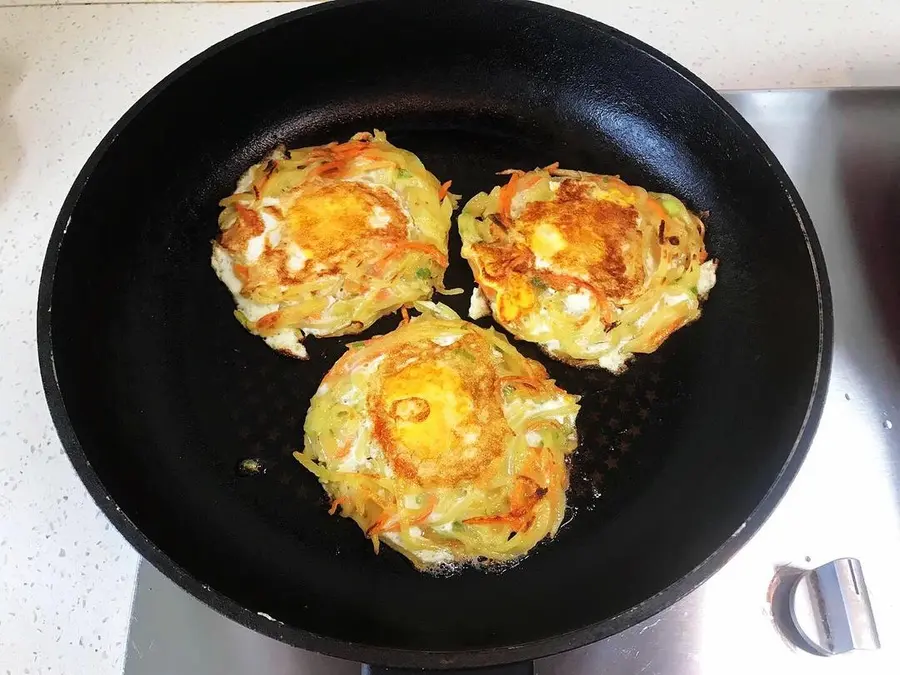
36;0;833;668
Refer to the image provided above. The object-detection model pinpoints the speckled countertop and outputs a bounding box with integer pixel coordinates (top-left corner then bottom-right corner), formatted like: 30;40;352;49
1;1;898;673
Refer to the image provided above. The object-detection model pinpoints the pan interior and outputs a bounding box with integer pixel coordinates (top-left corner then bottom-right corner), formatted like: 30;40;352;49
45;0;824;658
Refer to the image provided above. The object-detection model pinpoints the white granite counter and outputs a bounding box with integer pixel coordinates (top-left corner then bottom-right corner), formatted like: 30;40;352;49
1;1;898;673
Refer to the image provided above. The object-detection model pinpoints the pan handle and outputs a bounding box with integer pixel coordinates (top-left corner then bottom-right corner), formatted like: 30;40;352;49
361;662;534;675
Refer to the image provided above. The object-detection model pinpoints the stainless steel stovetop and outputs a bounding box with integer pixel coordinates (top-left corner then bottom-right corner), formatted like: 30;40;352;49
123;89;900;675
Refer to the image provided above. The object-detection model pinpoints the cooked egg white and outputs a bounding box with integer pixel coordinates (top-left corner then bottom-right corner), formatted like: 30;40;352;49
468;286;491;320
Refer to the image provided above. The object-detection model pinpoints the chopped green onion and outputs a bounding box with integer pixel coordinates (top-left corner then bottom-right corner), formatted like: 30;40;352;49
396;168;412;179
661;197;688;219
233;310;250;329
530;277;548;290
415;267;432;280
347;341;366;350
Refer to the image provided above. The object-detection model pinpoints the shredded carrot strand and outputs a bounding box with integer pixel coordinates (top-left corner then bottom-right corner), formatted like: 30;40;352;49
499;375;545;391
518;174;543;192
232;264;249;284
372;240;448;275
646;198;666;223
309;139;371;162
464;514;514;526
538;270;611;320
509;476;543;514
409;495;438;526
497;172;520;220
367;513;401;536
333;441;352;459
438;180;453;201
366;517;387;537
310;160;343;178
304;139;380;180
254;311;282;332
464;513;530;532
328;497;348;516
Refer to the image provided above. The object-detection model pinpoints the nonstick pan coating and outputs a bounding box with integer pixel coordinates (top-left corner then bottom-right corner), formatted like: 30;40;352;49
38;0;831;669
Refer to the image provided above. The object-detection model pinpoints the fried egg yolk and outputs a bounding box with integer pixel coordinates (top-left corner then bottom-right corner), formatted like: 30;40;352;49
518;181;645;300
370;336;508;487
283;182;408;272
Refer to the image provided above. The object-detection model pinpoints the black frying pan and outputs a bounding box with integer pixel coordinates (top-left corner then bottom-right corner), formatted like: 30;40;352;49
37;0;831;672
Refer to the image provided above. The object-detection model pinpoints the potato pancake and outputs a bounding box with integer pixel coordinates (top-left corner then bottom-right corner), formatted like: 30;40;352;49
459;165;717;372
294;302;580;571
212;130;457;358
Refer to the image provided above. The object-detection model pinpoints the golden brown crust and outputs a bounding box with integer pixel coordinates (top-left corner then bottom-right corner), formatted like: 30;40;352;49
219;204;265;251
516;180;644;300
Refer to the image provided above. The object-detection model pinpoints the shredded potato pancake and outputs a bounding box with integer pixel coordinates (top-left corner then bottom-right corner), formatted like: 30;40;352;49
294;302;580;571
212;130;458;358
459;165;717;372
